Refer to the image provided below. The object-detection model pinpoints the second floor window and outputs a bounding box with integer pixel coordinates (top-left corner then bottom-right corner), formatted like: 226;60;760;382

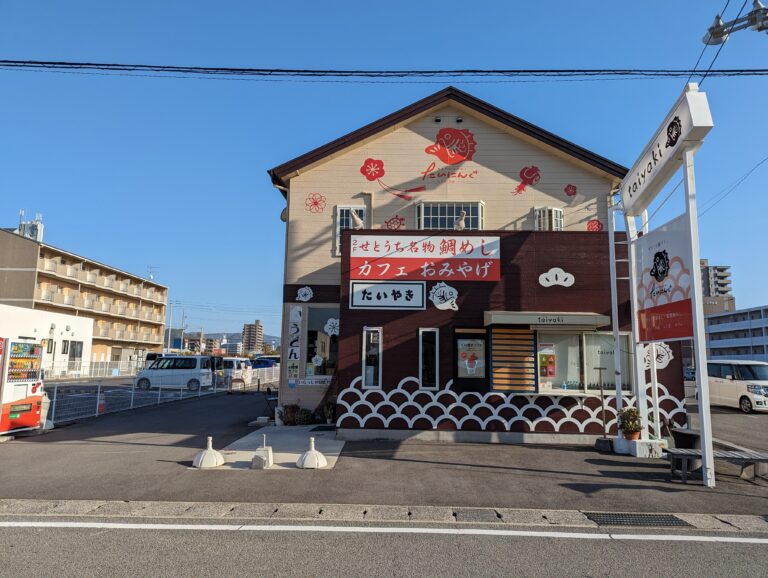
417;202;484;230
534;207;564;231
335;206;367;256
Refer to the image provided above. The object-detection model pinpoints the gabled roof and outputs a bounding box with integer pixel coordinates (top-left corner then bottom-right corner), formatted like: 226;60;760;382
267;86;628;195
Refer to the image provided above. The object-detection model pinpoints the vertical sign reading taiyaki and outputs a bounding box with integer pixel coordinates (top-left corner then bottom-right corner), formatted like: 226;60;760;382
634;214;694;342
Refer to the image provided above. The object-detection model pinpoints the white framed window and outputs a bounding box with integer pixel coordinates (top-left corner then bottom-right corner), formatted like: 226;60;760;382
361;326;382;389
534;207;564;231
419;328;439;390
335;206;366;256
416;201;484;230
536;332;634;394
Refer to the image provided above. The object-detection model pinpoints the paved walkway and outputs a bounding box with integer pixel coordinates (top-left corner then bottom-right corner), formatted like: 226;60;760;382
1;394;765;514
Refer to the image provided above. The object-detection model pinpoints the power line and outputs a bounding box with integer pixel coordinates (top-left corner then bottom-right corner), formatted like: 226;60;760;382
685;0;731;83
699;0;750;86
699;153;768;216
0;60;766;81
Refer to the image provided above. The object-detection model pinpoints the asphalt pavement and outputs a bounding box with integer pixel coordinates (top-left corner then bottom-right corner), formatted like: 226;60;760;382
687;401;768;452
2;394;765;514
0;519;765;577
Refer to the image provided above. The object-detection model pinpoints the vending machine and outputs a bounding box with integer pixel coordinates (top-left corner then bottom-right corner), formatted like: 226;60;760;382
0;337;45;435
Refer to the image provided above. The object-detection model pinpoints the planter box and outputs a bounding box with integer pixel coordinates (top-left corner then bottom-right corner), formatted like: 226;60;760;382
613;437;667;459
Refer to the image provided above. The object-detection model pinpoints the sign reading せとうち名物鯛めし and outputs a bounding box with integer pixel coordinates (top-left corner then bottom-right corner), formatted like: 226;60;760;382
350;235;500;282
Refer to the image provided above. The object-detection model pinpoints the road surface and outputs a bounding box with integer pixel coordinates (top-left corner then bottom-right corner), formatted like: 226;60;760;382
0;517;765;577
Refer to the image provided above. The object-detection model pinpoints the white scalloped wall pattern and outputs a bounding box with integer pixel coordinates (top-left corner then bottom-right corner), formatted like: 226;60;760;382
337;377;686;434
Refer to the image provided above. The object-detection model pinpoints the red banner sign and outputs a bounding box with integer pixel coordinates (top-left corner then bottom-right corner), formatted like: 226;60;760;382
350;235;500;282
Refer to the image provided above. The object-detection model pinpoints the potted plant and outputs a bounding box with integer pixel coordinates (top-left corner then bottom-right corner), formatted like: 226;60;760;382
618;407;642;441
282;404;299;426
323;401;336;425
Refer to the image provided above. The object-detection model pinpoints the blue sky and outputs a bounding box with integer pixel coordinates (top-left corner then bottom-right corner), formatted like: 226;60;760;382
1;1;766;336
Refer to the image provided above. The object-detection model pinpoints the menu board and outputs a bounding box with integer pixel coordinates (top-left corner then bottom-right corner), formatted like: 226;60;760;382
7;341;42;383
457;338;486;379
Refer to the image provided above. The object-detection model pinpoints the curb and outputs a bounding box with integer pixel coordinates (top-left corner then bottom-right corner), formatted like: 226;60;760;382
0;499;765;532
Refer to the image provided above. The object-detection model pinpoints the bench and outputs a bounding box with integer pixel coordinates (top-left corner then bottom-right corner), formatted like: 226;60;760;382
665;447;768;483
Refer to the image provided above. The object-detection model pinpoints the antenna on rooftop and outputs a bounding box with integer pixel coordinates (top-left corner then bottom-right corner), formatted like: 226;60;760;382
147;265;158;281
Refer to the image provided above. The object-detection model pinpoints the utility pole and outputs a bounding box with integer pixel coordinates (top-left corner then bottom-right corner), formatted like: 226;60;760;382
166;299;173;352
179;309;186;351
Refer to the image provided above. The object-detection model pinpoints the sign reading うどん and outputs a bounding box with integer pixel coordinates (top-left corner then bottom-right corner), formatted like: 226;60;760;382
620;84;713;216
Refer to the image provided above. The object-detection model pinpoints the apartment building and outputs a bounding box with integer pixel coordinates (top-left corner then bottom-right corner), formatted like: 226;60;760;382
700;259;733;298
707;305;768;363
267;87;686;442
242;320;264;354
224;341;244;356
0;228;167;362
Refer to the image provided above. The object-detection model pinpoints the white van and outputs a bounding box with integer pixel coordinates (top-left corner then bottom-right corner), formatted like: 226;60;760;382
134;355;213;391
706;360;768;413
222;357;252;387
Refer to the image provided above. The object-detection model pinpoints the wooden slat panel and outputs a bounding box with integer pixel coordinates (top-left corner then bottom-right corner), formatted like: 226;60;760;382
491;327;537;392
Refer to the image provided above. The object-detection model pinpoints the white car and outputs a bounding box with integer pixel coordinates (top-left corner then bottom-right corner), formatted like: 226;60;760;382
706;360;768;413
134;355;213;391
222;357;252;387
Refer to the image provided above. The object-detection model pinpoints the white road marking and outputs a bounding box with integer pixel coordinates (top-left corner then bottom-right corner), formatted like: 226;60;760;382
0;521;766;544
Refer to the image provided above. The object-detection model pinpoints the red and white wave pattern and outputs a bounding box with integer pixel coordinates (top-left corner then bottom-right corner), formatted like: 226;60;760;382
337;378;686;434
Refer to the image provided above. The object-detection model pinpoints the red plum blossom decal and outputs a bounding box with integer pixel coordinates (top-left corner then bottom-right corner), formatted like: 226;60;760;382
384;215;406;230
359;158;425;201
424;128;477;166
305;192;327;214
360;158;385;181
564;184;577;197
587;219;604;232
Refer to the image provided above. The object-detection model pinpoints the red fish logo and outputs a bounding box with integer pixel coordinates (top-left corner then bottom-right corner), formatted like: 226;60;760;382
425;128;477;165
513;165;541;194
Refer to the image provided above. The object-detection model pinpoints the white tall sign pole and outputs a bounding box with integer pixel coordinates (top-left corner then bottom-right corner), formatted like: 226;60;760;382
683;148;715;487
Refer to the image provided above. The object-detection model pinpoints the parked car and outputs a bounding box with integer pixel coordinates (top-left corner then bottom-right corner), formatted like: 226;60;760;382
683;366;696;381
222;357;252;387
143;352;176;368
705;360;768;413
252;358;277;369
255;355;280;365
135;355;213;391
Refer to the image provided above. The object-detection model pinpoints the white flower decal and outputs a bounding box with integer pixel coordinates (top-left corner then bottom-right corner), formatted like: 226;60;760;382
539;267;575;288
644;342;673;370
296;286;313;302
312;354;324;367
324;318;340;336
429;282;459;311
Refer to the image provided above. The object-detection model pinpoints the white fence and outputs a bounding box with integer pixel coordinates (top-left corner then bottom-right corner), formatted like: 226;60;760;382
45;366;280;425
43;360;142;380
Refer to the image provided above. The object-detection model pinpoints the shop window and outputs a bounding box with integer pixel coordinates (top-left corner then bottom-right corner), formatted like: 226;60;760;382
583;334;632;392
419;329;439;390
537;333;633;394
305;307;340;376
534;207;564;231
417;202;483;230
335;206;366;256
362;327;382;389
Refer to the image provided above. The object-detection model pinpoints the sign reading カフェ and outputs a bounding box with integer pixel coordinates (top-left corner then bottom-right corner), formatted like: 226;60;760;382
349;281;425;310
620;84;712;216
350;235;500;282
